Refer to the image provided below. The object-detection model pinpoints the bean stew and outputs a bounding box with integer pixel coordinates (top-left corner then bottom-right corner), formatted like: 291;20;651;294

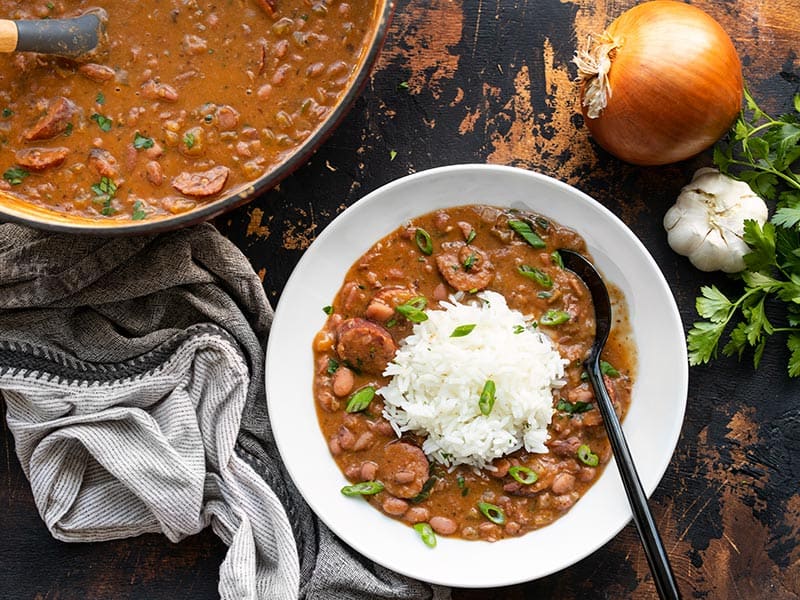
313;205;636;543
0;1;379;221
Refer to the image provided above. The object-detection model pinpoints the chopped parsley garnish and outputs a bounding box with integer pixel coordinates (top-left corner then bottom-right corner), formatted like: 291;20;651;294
326;358;339;375
132;200;147;220
462;253;477;271
183;131;196;149
91;176;117;216
90;113;113;132
1;108;12;119
96;92;105;105
3;167;28;185
133;132;155;150
556;398;594;415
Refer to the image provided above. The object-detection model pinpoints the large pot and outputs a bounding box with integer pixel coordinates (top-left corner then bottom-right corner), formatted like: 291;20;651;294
0;1;394;235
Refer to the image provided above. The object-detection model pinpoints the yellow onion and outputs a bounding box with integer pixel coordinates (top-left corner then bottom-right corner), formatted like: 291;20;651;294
575;1;743;166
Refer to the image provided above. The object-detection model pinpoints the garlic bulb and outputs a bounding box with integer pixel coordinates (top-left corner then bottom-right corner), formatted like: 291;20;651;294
664;167;768;273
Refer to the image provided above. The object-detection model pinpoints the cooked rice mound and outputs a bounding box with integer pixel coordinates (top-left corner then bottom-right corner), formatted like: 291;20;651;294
379;291;567;469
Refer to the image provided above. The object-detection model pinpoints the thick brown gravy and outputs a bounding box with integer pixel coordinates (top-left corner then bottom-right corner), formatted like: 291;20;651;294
0;0;378;220
313;205;636;543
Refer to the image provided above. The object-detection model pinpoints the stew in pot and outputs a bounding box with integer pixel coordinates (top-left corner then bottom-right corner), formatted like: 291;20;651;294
0;0;378;220
312;205;636;543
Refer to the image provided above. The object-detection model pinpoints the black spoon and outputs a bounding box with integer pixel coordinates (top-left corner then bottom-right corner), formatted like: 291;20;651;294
559;249;682;600
0;10;107;59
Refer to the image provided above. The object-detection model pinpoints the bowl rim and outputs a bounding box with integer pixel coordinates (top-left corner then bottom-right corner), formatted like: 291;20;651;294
0;0;396;235
266;163;689;588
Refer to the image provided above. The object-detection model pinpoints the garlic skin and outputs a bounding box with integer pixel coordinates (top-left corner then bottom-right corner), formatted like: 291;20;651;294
664;168;768;273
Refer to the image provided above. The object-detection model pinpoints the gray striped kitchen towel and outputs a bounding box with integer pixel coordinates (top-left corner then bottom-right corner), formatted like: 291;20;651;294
0;222;449;600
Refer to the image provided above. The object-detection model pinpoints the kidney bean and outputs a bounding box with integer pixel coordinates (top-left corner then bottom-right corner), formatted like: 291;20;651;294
382;497;409;516
352;431;374;452
551;472;576;496
403;507;430;524
337;426;355;450
429;516;457;535
331;366;354;397
359;461;378;481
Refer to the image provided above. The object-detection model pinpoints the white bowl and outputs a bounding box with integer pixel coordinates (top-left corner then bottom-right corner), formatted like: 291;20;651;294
265;164;687;588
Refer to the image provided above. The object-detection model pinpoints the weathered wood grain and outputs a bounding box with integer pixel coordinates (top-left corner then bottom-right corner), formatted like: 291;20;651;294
2;0;800;598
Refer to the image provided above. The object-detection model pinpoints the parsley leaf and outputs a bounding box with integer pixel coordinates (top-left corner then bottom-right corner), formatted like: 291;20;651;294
3;166;28;185
90;113;113;132
134;132;155;150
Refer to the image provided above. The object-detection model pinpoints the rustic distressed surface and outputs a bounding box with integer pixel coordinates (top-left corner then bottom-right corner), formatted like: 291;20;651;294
2;0;800;598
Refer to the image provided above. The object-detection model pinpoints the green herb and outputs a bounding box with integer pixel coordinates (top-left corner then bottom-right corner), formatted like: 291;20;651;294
183;131;196;149
577;444;599;467
96;92;105;105
90;113;113;132
397;81;410;91
601;361;620;377
508;465;538;485
462;253;477;271
450;323;476;337
326;358;339;375
477;501;506;525
556;398;594;414
322;305;333;315
689;89;800;376
341;481;384;496
134;132;155;150
508;219;546;248
63;122;73;137
518;265;553;288
389;149;397;161
345;386;375;413
413;523;437;548
1;108;12;119
46;1;54;9
456;474;469;496
396;296;428;323
132;200;147;221
91;176;117;216
478;379;496;416
465;229;477;244
3;166;28;185
540;309;570;326
415;228;433;255
410;476;437;503
537;291;553;299
512;324;525;334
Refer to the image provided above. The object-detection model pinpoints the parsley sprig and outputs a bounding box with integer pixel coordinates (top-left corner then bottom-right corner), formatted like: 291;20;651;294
688;89;800;376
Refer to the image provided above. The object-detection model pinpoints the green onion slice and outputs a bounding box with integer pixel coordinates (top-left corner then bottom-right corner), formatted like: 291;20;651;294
512;324;525;334
465;229;477;244
508;465;538;485
477;501;506;525
551;250;564;268
517;265;553;288
450;323;476;337
326;358;340;375
396;296;428;323
540;309;570;326
322;305;333;315
415;228;433;255
345;386;375;413
556;398;593;414
479;380;496;416
462;253;477;271
508;219;546;248
413;523;437;548
577;444;599;467
341;480;384;496
410;476;438;503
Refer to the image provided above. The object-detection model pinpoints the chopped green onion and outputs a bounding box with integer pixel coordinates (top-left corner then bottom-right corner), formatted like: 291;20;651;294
326;358;339;375
341;480;384;496
322;305;333;315
450;323;476;337
479;380;496;416
540;309;570;326
512;324;525;334
537;291;553;299
517;265;553;288
415;228;433;255
508;219;545;248
601;360;620;377
396;296;428;323
466;229;477;244
3;167;28;185
477;501;506;525
577;444;599;467
183;131;196;148
556;398;594;414
508;465;538;485
397;81;410;91
462;253;477;271
551;250;564;268
410;476;438;503
413;523;437;548
457;475;469;496
95;92;105;105
1;108;13;118
345;386;375;413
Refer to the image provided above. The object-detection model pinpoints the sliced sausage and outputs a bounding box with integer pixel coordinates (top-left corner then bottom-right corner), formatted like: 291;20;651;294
14;146;69;171
435;242;495;291
377;442;429;499
23;97;77;141
255;0;276;16
88;148;119;178
171;165;230;197
335;317;396;375
215;105;240;131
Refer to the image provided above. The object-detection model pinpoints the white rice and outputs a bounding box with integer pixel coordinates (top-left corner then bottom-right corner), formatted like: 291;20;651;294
379;290;567;469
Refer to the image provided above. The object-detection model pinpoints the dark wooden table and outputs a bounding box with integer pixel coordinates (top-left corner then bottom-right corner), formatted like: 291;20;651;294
3;1;799;598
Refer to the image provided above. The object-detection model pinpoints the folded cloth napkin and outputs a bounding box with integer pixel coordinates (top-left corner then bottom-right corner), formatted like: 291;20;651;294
0;222;450;600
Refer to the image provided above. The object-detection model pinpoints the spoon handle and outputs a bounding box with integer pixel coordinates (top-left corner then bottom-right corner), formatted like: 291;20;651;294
586;360;682;600
0;12;104;57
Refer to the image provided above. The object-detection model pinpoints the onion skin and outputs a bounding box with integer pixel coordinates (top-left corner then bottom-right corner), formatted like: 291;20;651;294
579;1;743;166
